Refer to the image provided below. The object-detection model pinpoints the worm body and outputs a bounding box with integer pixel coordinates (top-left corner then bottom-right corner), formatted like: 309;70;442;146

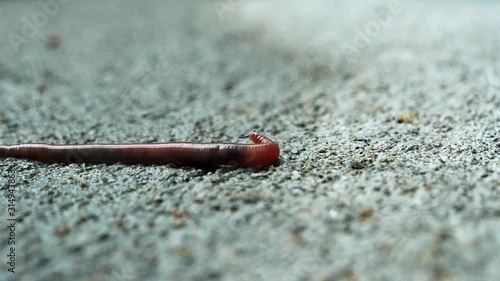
0;132;280;167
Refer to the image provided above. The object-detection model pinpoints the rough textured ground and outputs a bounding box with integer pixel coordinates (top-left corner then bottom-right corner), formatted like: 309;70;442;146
0;0;499;280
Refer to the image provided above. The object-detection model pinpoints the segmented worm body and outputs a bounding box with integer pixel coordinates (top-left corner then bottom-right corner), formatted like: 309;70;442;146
0;132;280;167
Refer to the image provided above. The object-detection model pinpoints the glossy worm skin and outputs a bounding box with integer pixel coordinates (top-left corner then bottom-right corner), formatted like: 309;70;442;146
0;132;280;167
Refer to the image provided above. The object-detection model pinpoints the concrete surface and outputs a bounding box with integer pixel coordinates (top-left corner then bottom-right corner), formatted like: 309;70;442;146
0;0;499;280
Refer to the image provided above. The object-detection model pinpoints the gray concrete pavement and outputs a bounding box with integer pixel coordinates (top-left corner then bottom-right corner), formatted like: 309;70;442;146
0;0;499;280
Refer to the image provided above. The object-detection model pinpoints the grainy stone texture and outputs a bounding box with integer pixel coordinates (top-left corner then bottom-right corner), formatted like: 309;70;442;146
0;0;499;281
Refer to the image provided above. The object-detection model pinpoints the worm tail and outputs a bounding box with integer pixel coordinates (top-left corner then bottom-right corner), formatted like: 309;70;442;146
0;146;9;159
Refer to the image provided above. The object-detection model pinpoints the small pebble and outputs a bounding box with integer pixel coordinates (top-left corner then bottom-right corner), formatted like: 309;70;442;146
350;159;366;169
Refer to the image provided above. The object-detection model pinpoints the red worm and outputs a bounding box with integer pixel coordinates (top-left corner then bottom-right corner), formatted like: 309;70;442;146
0;132;280;167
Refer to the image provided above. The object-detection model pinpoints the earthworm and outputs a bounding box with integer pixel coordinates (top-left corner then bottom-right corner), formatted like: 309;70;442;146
0;132;280;167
